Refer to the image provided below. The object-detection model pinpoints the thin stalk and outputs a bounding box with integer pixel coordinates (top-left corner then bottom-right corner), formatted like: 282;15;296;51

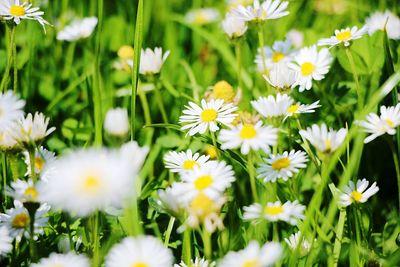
387;137;400;211
28;207;38;263
257;26;267;75
0;26;15;92
182;229;192;265
91;211;100;267
139;91;153;145
235;41;243;91
163;217;175;247
344;48;362;109
210;131;219;158
202;228;212;260
154;79;169;124
247;152;259;202
12;31;17;94
272;223;279;242
332;209;346;267
28;148;37;183
8;154;19;182
2;154;7;206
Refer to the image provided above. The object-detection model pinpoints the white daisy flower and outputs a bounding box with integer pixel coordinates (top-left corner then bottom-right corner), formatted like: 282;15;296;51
357;104;400;143
219;240;282;267
218;121;278;155
0;226;13;256
185;8;220;25
257;150;308;182
255;39;293;73
0;90;25;131
104;108;129;137
105;236;174;267
179;99;238;136
284;231;311;257
174;257;215;267
251;93;293;119
233;0;289;23
23;146;56;178
0;130;19;151
38;145;148;216
284;100;321;121
10;112;56;145
157;185;185;217
318;26;367;47
132;47;170;75
286;29;304;48
56;17;98;42
31;252;90;267
299;123;347;154
243;200;305;225
164;149;209;173
365;11;400;40
289;45;333;91
338;178;379;207
263;62;297;91
6;179;40;203
174;160;235;203
0;201;49;239
221;12;248;39
0;0;50;31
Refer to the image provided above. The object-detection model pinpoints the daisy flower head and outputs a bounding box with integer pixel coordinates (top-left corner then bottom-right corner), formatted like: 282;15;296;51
0;129;19;151
0;226;12;256
23;146;56;179
233;0;289;23
179;99;238;136
251;93;293;119
218;240;282;267
338;178;379;207
175;160;235;203
365;11;400;40
255;39;293;73
222;11;248;39
0;0;50;31
209;80;237;104
243;200;305;225
31;252;90;267
299;123;347;154
10;112;56;147
318;26;367;47
164;149;209;174
218;121;278;155
289;45;333;91
138;47;170;75
257;150;308;182
104;108;129;138
263;62;297;92
284;100;321;121
105;235;174;267
174;257;215;267
284;231;311;257
357;104;400;143
56;17;98;42
6;179;40;203
185;8;220;25
0;90;25;131
157;185;185;217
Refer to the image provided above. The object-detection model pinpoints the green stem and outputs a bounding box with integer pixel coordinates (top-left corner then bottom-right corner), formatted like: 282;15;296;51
91;211;100;267
8;154;19;182
202;228;212;260
210;131;219;158
28;208;38;263
0;26;15;92
12;30;17;94
387;137;400;211
182;229;192;265
154;80;169;124
272;223;279;242
2;153;7;206
235;41;243;91
248;152;259;202
333;209;346;267
28;148;37;183
345;48;362;109
139;91;153;145
163;217;175;247
257;26;267;75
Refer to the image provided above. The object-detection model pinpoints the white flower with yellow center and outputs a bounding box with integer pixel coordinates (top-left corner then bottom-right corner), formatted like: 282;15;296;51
10;112;56;145
357;104;400;143
365;11;400;40
257;150;308;182
218;121;278;155
222;12;248;39
284;100;321;121
289;45;333;91
0;0;50;31
164;149;209;174
104;108;129;137
263;62;297;91
23;146;56;179
0;226;12;256
251;93;293;119
31;252;90;267
284;231;311;257
218;241;282;267
185;8;220;25
243;200;305;225
57;17;98;42
233;0;289;23
105;236;174;267
255;39;293;73
318;26;367;47
0;90;25;131
38;145;147;216
179;99;238;136
135;47;170;75
338;178;379;207
299;123;347;154
6;179;40;203
175;160;235;203
174;257;214;267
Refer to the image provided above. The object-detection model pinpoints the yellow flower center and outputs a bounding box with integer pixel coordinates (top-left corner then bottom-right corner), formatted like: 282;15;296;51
10;5;25;16
300;62;315;76
201;109;217;122
264;205;284;216
194;13;207;25
385;119;394;128
11;213;30;229
271;157;291;170
194;175;213;190
118;45;134;60
190;193;214;216
24;186;39;201
243;259;260;267
82;175;101;192
324;139;332;152
206;145;218;159
351;191;362;202
240;124;257;139
336;30;352;42
131;262;149;267
287;104;300;114
261;10;267;19
34;156;45;171
183;160;198;170
272;52;285;62
213;81;235;103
